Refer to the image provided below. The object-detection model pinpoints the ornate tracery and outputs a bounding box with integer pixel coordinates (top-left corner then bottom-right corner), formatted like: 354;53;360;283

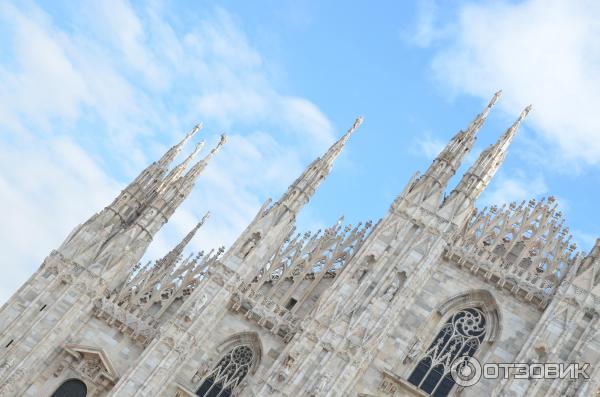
408;307;487;397
195;345;255;397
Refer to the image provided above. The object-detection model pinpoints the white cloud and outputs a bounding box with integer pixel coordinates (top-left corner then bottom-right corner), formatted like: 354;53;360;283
0;1;337;303
413;131;446;159
0;136;120;303
0;3;90;131
479;172;548;207
425;0;600;166
408;0;442;47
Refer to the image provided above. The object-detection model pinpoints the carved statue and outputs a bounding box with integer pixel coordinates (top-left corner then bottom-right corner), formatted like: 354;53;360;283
241;232;261;259
383;272;405;302
307;372;331;396
191;358;211;383
353;263;368;283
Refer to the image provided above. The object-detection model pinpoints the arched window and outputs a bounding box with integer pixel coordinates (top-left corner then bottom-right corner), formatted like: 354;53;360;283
51;378;87;397
407;307;487;397
196;345;254;397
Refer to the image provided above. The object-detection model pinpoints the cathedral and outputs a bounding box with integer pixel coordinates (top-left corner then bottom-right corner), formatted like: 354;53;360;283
1;91;599;397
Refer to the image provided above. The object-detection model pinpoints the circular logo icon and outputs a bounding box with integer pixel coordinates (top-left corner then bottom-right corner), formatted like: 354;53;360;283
451;356;482;387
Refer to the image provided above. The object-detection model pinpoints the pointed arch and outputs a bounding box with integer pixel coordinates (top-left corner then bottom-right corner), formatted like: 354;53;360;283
435;289;501;342
215;331;263;375
404;290;502;397
51;378;87;397
195;332;263;397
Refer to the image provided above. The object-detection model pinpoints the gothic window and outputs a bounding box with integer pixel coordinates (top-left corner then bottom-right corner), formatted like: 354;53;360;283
196;345;254;397
51;378;87;397
407;307;487;397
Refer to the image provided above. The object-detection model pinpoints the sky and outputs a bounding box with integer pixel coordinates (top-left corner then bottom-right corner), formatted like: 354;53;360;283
0;0;599;303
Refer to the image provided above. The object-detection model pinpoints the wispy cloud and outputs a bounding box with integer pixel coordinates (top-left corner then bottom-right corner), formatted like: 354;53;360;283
420;0;600;167
0;1;337;303
413;131;446;159
479;172;548;207
406;0;443;47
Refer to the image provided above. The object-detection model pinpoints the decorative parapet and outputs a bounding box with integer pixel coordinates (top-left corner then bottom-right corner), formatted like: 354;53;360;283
449;197;580;306
92;297;160;345
110;247;224;319
229;283;301;342
228;219;372;341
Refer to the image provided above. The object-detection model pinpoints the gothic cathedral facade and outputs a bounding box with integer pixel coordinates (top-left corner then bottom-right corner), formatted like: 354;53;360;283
1;92;599;397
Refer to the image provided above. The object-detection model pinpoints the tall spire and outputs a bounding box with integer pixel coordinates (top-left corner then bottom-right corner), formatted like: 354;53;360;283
279;117;363;214
184;134;227;181
156;123;203;169
322;116;363;166
441;105;532;221
405;91;501;205
220;117;362;277
126;123;203;193
155;212;210;270
159;140;205;191
147;134;227;220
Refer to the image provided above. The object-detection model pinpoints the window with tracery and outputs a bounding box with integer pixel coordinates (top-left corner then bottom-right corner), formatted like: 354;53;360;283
196;345;254;397
407;307;487;397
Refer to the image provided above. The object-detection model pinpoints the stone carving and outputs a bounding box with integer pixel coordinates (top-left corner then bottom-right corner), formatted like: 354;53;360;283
241;232;261;259
110;244;222;321
182;293;208;323
81;356;103;379
353;263;369;283
452;197;578;298
383;278;398;302
191;358;211;383
378;376;398;395
0;359;14;379
306;372;331;396
93;297;160;344
0;368;24;395
404;338;422;363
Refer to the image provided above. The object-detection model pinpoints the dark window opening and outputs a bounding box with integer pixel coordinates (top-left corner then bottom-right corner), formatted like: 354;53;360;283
408;307;487;397
196;345;253;397
285;298;297;311
51;378;87;397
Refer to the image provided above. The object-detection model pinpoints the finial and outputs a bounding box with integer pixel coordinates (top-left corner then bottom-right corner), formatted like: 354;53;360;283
519;105;533;121
351;116;364;132
189;123;203;137
205;134;227;159
214;134;228;152
159;140;206;189
184;134;228;180
199;211;211;226
348;116;363;135
192;140;205;155
488;90;502;108
336;116;363;145
180;140;205;165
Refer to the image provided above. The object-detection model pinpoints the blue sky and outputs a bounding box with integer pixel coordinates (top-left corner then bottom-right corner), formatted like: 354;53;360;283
1;0;599;303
